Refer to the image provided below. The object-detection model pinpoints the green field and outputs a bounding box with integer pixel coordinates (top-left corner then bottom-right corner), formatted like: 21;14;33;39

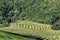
0;31;36;40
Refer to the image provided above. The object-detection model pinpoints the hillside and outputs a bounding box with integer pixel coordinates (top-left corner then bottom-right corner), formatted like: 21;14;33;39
0;20;60;40
0;0;60;40
0;0;60;29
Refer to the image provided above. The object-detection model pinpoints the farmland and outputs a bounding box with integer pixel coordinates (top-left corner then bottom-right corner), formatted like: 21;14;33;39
0;20;60;40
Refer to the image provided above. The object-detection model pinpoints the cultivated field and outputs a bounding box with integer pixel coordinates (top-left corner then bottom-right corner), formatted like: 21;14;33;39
0;20;60;40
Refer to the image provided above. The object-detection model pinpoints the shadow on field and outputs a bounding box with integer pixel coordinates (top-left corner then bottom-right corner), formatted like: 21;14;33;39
0;30;43;40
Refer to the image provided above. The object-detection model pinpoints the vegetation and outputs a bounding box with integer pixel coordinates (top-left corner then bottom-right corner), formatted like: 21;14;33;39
0;0;60;29
1;20;60;40
0;0;60;40
0;30;36;40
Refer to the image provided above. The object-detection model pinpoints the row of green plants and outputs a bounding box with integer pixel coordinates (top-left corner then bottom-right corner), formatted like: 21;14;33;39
0;31;36;40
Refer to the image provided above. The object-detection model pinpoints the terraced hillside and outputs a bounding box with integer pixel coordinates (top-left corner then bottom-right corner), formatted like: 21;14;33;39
0;21;60;40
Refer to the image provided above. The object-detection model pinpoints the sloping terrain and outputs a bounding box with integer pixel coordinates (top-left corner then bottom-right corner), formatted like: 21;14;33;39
0;31;20;40
0;0;60;40
0;0;60;30
0;20;60;40
0;31;36;40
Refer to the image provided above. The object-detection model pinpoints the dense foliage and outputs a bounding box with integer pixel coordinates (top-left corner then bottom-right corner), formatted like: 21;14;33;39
0;0;20;26
0;0;60;29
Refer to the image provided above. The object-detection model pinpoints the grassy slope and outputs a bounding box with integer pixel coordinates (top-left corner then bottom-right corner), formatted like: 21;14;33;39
0;20;60;40
0;31;36;40
0;31;20;40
